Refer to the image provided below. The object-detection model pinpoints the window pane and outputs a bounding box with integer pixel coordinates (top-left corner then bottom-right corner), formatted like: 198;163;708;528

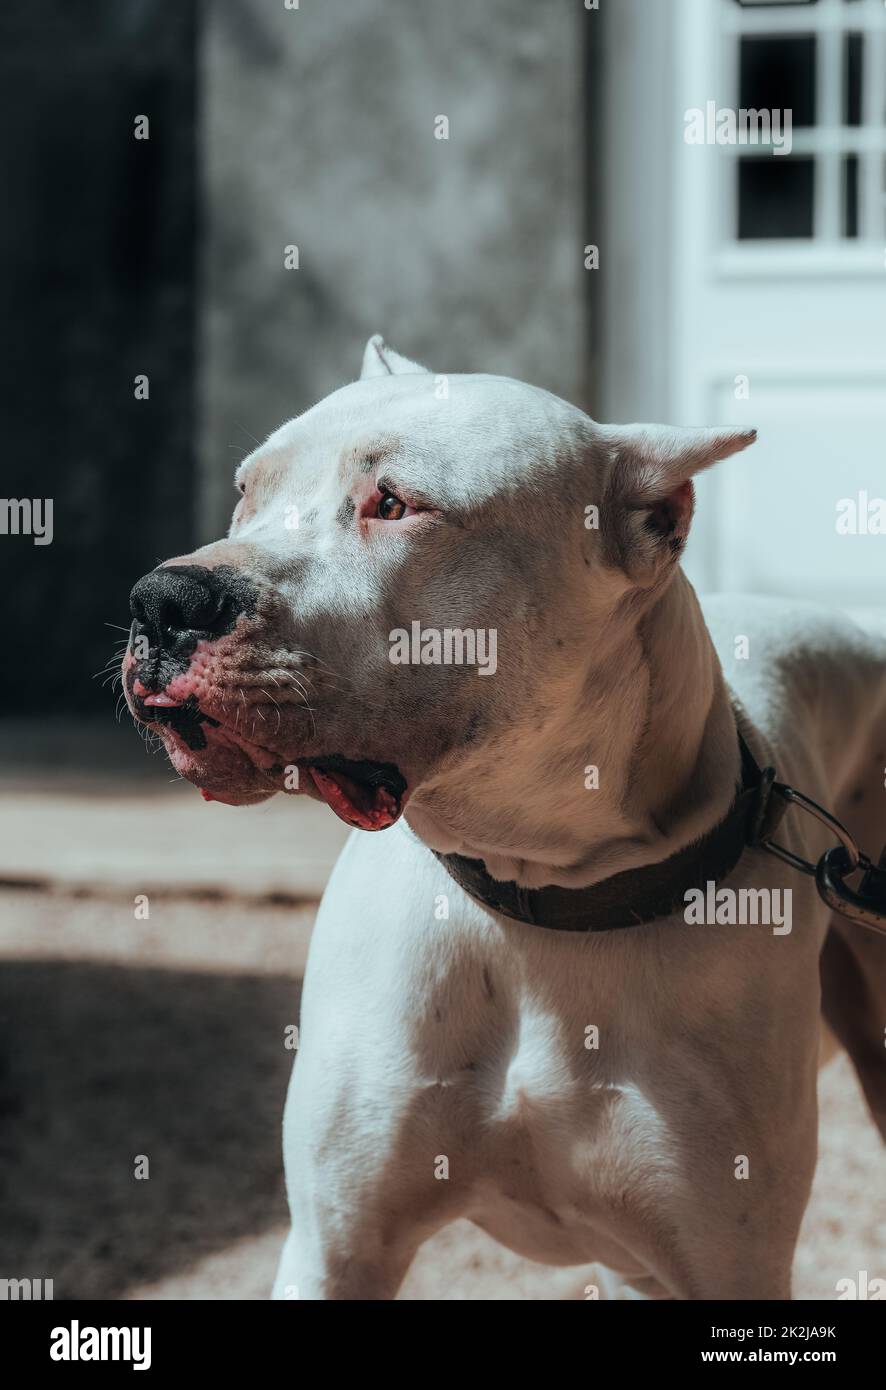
843;154;859;237
737;156;815;238
740;36;817;127
845;33;862;127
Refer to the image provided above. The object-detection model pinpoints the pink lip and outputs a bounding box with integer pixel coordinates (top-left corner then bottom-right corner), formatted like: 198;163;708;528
132;677;182;708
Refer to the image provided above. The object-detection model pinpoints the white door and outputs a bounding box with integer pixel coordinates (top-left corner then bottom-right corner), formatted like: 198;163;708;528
603;0;886;612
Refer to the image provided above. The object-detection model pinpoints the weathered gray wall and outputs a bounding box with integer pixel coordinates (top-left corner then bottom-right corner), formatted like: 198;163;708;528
199;0;589;538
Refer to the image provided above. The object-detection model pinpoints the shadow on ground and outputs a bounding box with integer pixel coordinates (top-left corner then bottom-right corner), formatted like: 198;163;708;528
0;960;300;1299
1;954;884;1301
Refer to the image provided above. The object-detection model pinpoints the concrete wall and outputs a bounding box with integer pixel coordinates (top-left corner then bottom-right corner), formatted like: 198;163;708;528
199;0;590;538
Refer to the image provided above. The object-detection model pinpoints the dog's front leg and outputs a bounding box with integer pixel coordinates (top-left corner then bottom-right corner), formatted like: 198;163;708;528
271;1114;428;1301
659;1064;819;1300
271;1060;432;1300
271;1027;464;1300
271;1223;415;1302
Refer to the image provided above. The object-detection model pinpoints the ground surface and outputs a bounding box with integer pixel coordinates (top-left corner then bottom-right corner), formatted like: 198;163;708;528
0;761;884;1300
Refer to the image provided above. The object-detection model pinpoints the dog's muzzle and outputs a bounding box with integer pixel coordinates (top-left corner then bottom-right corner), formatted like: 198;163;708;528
125;564;261;748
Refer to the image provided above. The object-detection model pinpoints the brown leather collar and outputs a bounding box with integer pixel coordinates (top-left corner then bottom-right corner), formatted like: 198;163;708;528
432;733;788;932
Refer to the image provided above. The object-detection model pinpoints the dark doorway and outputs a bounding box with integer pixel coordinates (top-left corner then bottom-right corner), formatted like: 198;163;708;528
0;0;198;716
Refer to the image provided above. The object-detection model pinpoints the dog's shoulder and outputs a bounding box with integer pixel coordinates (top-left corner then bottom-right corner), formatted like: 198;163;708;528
700;591;886;784
700;591;886;681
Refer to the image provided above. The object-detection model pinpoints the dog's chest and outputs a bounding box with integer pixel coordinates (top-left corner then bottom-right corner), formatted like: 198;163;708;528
421;990;670;1268
418;964;671;1198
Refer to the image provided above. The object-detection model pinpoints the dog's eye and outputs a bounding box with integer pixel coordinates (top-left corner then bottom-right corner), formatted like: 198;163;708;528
378;492;407;521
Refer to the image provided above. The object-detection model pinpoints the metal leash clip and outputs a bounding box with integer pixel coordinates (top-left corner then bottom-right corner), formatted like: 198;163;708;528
761;783;886;938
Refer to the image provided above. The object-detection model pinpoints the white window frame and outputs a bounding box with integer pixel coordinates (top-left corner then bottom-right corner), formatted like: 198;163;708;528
714;0;886;277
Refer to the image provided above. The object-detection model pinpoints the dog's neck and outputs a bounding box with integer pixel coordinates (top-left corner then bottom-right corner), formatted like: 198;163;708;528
405;571;741;889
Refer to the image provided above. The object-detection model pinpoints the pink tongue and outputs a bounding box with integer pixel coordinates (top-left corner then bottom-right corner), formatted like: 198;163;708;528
308;767;400;830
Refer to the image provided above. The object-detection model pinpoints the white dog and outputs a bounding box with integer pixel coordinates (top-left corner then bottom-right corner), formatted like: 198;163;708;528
125;338;886;1299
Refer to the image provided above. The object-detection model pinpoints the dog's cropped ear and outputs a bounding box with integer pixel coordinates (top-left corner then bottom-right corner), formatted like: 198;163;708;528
600;424;757;582
360;334;430;380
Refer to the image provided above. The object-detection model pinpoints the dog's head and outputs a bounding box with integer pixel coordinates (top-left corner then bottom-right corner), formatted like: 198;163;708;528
124;337;755;834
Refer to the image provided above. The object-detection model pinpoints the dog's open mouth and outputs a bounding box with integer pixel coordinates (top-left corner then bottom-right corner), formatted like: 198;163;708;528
138;694;219;751
134;686;403;822
130;677;407;829
302;755;407;831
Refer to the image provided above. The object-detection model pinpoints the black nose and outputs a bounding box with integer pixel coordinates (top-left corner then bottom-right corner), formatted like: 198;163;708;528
129;564;251;658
